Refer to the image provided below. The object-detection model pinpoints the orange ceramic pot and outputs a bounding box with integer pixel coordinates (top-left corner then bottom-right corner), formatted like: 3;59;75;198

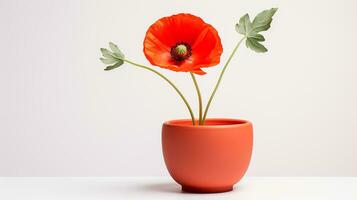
162;118;253;193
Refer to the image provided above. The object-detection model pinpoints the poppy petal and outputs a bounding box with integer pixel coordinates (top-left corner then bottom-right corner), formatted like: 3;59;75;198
143;13;223;75
190;68;206;75
190;25;223;69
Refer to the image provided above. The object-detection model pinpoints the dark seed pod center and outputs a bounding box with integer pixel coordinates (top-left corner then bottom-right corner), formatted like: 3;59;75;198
170;42;192;62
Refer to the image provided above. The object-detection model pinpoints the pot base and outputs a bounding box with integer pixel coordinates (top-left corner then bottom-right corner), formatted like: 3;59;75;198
182;185;233;193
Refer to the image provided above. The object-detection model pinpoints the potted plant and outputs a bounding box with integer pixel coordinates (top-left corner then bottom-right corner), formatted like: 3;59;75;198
99;8;277;193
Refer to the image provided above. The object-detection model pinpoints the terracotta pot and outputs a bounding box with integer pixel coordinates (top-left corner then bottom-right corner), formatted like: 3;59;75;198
162;118;253;193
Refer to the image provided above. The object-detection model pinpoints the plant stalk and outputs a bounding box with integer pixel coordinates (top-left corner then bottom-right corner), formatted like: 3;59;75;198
190;72;203;125
124;59;196;125
202;37;246;124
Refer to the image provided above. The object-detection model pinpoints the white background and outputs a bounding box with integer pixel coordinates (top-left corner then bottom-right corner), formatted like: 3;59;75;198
0;0;356;176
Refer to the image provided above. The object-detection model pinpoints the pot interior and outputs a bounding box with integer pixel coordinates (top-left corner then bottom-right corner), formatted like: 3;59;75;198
165;118;249;126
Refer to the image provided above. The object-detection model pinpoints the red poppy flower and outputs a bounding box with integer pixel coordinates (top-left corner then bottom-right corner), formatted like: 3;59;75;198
143;13;223;75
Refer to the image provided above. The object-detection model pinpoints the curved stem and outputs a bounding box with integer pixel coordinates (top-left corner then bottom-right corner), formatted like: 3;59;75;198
124;59;196;125
202;37;246;124
190;73;203;125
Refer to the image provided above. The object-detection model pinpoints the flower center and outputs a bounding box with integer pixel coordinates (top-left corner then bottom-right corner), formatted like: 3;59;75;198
175;44;187;55
170;42;192;62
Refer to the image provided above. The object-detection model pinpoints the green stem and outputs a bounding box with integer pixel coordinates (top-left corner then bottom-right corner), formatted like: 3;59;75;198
202;37;246;124
190;72;203;125
124;59;196;125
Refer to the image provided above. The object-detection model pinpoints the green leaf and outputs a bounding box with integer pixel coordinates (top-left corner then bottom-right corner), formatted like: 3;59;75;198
236;8;277;53
99;42;126;71
109;42;125;59
104;60;124;71
100;48;115;59
109;42;120;53
251;8;278;32
249;34;265;41
246;37;268;53
100;57;117;65
235;14;252;36
235;14;246;34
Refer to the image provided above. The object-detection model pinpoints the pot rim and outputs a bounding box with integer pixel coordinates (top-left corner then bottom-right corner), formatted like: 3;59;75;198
163;118;252;128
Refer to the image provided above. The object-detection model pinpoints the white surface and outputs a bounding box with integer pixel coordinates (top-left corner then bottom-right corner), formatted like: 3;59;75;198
0;177;356;200
1;0;357;176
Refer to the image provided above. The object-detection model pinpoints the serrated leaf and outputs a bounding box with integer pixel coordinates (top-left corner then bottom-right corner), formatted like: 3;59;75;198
113;52;124;59
235;14;252;35
252;8;278;32
236;14;247;34
235;8;277;53
100;57;117;64
244;14;252;34
109;42;125;59
246;37;268;53
104;60;124;71
99;42;126;71
109;42;120;53
100;48;115;59
249;34;265;41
